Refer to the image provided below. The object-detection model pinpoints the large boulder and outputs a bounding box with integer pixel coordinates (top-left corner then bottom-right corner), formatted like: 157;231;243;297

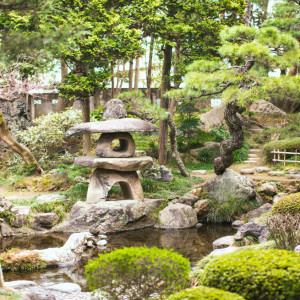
10;206;31;227
0;194;13;214
102;99;127;120
141;163;173;182
193;199;210;221
200;106;225;132
249;100;286;116
53;199;165;233
259;182;278;196
203;169;256;203
176;192;199;206
33;213;59;230
235;222;268;242
242;203;272;221
212;236;235;250
155;203;198;229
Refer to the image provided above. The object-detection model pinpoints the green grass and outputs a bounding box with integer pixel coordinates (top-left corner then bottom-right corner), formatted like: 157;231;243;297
0;291;21;300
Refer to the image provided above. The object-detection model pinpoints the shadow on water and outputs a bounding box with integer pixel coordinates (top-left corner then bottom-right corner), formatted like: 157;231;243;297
1;224;235;291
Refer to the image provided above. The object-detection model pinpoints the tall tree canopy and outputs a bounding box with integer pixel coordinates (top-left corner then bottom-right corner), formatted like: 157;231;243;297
169;25;300;175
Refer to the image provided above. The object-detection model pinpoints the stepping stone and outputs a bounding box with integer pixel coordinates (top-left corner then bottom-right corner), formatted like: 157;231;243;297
5;280;37;289
268;171;285;176
240;169;255;175
46;283;81;294
287;174;300;179
249;149;261;153
256;167;271;173
244;160;256;164
192;170;207;175
248;154;258;158
248;158;260;160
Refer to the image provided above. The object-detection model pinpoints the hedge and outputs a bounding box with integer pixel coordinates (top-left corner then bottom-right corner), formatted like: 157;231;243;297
263;137;300;162
272;193;300;216
201;249;300;300
167;286;245;300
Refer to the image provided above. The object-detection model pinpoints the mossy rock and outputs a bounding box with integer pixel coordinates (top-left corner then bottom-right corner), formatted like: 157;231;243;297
167;286;245;300
200;249;300;300
272;193;300;216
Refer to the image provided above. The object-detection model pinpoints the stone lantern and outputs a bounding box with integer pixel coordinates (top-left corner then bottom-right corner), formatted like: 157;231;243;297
65;100;158;204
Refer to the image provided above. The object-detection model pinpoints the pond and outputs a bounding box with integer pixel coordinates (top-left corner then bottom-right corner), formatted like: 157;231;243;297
1;224;235;292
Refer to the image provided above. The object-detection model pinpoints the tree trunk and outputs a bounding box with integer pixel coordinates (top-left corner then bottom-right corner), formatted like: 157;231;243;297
0;109;42;173
134;57;140;91
58;59;68;111
129;59;133;92
116;62;126;95
263;0;269;21
214;102;244;175
168;114;189;177
174;43;181;89
116;59;120;93
80;62;92;156
146;34;154;99
111;61;115;98
158;44;172;165
245;2;251;26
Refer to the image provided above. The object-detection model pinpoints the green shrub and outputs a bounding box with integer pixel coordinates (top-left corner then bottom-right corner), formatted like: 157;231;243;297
167;286;245;300
141;178;157;193
85;246;190;299
200;249;300;300
17;108;82;162
233;142;249;163
272;193;300;216
263;137;300;162
198;148;213;163
210;125;230;142
207;198;258;223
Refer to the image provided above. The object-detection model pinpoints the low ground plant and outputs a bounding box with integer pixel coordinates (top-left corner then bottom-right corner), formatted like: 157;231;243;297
85;246;190;300
167;286;245;300
200;249;300;300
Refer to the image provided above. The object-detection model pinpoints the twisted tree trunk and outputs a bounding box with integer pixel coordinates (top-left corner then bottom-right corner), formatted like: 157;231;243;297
0;109;42;174
214;102;244;175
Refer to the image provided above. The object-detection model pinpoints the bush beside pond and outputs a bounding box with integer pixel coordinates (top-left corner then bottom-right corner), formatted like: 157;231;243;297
85;246;190;299
167;286;245;300
272;193;300;216
200;249;300;300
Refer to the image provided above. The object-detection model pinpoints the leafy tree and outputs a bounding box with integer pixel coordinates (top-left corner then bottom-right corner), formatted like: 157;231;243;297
169;25;300;175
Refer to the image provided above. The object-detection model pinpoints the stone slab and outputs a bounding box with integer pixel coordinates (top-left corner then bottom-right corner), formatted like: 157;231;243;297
75;156;153;171
65;118;158;136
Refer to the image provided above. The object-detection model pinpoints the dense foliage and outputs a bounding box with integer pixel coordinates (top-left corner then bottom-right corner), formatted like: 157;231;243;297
201;249;300;300
167;286;245;300
272;193;300;216
85;246;190;299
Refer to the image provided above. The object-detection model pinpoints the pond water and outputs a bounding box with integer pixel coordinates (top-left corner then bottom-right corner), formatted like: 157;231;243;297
1;225;235;292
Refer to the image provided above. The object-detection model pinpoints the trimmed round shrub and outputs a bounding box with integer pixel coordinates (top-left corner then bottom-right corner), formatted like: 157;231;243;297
201;249;300;300
167;286;245;300
85;246;190;299
272;193;300;216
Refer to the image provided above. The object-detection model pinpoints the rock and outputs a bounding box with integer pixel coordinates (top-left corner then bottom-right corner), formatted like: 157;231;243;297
192;170;207;175
54;199;165;233
191;142;221;159
5;280;37;289
0;221;14;237
195;223;203;228
102;99;127;120
75;155;153;171
203;169;256;203
97;240;107;247
287;181;300;193
232;220;245;229
193;199;210;221
240;168;255;175
294;245;300;253
155;203;198;229
34;232;94;267
259;182;278;196
0;194;13;214
268;171;284;176
209;247;237;256
212;236;235;250
141;163;173;182
22;289;56;300
74;176;88;183
33;213;59;230
36;194;67;204
249;100;287;116
200;106;226;132
65;118;158;137
287;174;300;179
273;193;287;204
235;222;268;242
176;192;199;206
10;206;31;227
242;203;272;220
189;188;202;197
99;234;107;239
255;167;271;173
46;283;81;294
